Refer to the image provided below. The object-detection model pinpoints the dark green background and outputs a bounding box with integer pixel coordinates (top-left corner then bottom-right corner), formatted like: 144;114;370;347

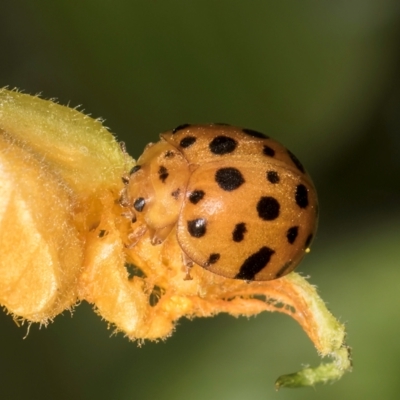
1;2;400;399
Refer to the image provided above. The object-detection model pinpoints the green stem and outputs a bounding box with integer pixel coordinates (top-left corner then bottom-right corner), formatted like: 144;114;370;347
275;273;352;389
275;345;352;389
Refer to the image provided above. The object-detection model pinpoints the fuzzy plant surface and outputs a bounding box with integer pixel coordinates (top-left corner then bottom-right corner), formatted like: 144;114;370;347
0;88;351;388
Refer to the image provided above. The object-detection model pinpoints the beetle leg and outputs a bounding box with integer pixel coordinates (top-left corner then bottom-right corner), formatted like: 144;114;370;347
150;224;174;245
181;252;194;281
126;225;147;248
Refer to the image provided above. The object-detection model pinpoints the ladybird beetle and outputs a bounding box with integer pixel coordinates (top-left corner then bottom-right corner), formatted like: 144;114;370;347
124;124;318;281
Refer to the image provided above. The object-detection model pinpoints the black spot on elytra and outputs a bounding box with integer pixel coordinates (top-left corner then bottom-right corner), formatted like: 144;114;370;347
232;223;247;242
206;253;220;265
257;197;280;220
235;246;275;280
187;218;207;238
134;197;145;212
305;233;313;249
209;136;237;155
158;166;169;182
263;145;275;157
172;124;191;133
171;188;181;199
267;170;280;184
215;167;245;191
180;136;197;148
242;128;269;139
295;184;309;208
286;226;299;244
130;165;141;175
164;150;175;158
188;190;205;204
288;150;305;173
276;261;293;278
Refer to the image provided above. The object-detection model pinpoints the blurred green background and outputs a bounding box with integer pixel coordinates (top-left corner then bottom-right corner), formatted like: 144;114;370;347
1;1;400;399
